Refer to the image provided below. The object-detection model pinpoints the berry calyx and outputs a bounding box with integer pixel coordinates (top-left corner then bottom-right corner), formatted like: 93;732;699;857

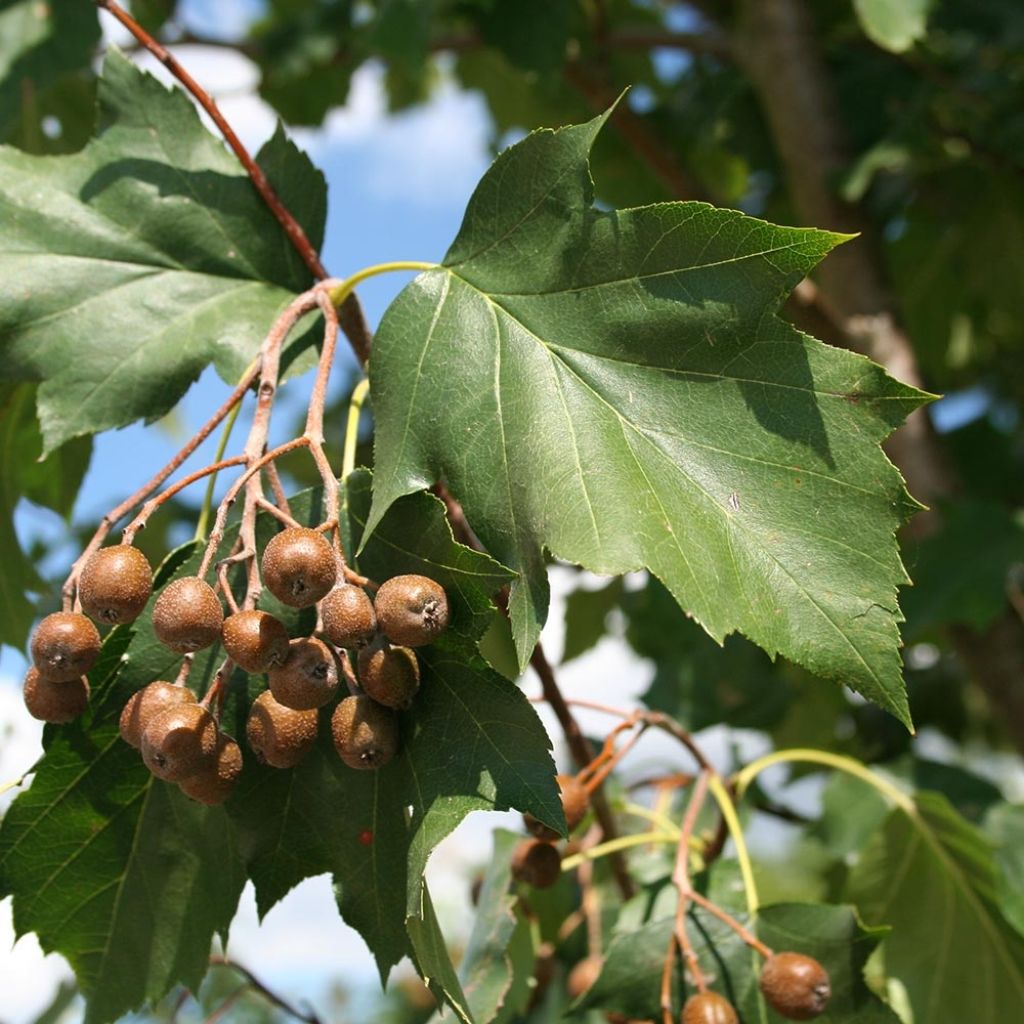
524;773;589;839
268;636;339;710
246;690;318;768
222;610;290;673
261;527;336;608
373;574;449;647
357;641;420;710
23;668;89;723
30;612;101;682
179;733;243;806
119;680;196;748
759;953;831;1020
567;955;603;1000
331;695;399;770
78;545;152;625
510;838;562;889
320;584;376;648
152;576;224;653
140;702;218;781
682;991;739;1024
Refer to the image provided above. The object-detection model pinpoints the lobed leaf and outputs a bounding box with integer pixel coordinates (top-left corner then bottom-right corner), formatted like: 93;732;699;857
368;109;927;721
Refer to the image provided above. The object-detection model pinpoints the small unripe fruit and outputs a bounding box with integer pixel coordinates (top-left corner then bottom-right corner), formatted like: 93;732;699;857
682;991;739;1024
331;695;399;770
510;839;561;889
221;610;290;673
246;690;318;768
357;641;420;710
30;612;101;681
524;773;589;839
119;681;196;748
320;584;376;648
567;955;603;1000
261;527;336;608
759;953;831;1020
140;703;218;781
23;667;89;722
79;545;152;625
152;577;223;653
268;636;338;710
374;574;449;647
179;733;243;805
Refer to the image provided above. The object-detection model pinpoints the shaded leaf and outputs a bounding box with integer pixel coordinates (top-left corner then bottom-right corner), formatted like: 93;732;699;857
562;577;623;664
847;790;1024;1022
367;109;925;724
0;51;323;453
984;803;1024;939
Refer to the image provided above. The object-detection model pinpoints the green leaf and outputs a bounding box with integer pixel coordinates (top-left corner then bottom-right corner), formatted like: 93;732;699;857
583;901;898;1022
562;577;623;664
852;0;933;53
368;109;925;721
848;790;1024;1022
0;0;99;141
984;803;1024;939
474;0;572;73
0;50;324;453
0;649;247;1024
407;880;473;1024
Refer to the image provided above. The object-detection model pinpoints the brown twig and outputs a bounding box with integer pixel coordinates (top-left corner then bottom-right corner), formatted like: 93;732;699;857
208;957;324;1024
671;773;712;998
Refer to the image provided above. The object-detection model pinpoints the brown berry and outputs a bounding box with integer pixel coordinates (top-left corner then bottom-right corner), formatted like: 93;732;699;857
759;953;831;1020
357;641;420;710
246;690;318;768
261;527;336;608
682;992;739;1024
331;694;399;770
179;733;243;805
525;773;589;840
30;612;101;681
23;667;89;723
320;584;377;648
119;681;196;748
268;636;339;710
221;610;290;673
79;545;152;625
374;574;449;647
140;702;218;781
152;576;223;653
567;955;603;1000
510;839;561;889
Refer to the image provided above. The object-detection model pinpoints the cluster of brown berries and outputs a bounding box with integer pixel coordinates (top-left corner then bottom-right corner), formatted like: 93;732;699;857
24;526;449;806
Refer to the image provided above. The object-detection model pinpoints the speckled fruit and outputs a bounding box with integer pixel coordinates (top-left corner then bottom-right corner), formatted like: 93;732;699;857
119;680;196;748
357;642;420;710
246;690;318;768
23;667;89;722
510;839;562;889
30;612;101;682
331;695;399;770
221;610;290;673
524;773;589;840
759;953;831;1021
179;733;243;805
268;636;338;710
682;992;739;1024
79;545;152;625
567;956;603;1000
140;702;218;781
320;584;377;648
152;576;223;653
261;527;336;608
374;574;449;647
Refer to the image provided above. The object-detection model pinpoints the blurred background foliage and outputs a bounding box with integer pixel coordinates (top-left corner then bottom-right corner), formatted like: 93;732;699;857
3;0;1024;1021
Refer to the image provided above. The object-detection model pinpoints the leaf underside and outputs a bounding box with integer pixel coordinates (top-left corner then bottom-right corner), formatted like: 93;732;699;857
368;108;927;723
